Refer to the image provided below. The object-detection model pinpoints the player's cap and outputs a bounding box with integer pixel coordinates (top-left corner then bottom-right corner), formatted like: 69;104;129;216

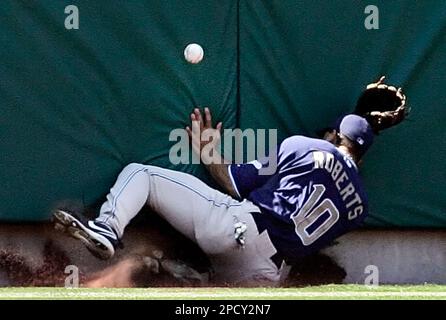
339;114;374;154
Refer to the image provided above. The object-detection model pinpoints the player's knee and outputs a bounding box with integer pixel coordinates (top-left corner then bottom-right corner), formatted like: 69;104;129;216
123;162;146;172
122;163;164;177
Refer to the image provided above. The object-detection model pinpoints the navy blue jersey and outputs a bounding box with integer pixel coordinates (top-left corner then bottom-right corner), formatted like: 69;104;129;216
228;136;368;261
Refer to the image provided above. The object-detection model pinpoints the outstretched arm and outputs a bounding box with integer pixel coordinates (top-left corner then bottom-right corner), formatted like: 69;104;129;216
186;108;238;198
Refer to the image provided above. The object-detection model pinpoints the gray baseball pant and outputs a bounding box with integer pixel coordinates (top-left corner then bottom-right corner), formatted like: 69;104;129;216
95;163;285;285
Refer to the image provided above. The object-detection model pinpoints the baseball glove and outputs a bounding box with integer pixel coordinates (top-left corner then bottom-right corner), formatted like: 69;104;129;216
355;76;410;133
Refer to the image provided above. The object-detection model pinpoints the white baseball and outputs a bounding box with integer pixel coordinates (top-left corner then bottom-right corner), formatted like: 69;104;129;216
184;43;204;64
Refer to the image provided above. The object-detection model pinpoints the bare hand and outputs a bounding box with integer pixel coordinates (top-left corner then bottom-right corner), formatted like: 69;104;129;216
186;107;223;160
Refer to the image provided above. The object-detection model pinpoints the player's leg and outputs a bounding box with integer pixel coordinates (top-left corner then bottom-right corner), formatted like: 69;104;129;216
96;163;244;253
52;163;150;259
95;163;152;238
113;165;284;285
54;163;284;285
54;162;242;259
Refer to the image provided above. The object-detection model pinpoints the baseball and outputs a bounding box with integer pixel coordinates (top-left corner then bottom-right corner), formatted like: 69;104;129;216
184;43;204;64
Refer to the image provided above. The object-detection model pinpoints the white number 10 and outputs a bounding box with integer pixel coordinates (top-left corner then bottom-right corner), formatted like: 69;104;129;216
292;184;340;246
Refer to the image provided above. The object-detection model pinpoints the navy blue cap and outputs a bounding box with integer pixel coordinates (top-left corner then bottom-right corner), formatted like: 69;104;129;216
339;114;374;154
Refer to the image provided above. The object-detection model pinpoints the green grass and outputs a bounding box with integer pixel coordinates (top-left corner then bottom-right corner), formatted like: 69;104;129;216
0;285;445;300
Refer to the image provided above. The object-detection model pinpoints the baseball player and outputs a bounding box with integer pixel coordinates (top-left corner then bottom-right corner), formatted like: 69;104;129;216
53;77;408;285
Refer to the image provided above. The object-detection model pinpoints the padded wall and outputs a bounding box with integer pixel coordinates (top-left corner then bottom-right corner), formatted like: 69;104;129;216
0;1;237;221
1;1;445;227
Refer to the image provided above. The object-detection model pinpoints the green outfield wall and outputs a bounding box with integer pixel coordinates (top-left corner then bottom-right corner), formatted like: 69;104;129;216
0;1;445;227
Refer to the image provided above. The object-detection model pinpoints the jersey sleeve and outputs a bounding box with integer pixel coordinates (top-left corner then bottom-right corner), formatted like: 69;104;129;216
228;135;309;199
228;157;276;199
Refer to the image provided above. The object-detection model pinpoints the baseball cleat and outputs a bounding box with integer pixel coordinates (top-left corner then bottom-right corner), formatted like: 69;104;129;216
52;209;121;260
